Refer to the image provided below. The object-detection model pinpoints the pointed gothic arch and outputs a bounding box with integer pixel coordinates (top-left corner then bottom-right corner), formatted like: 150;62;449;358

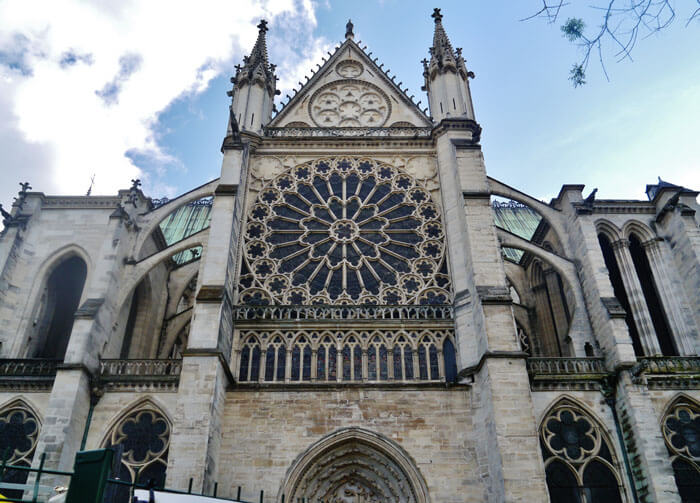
25;247;89;359
660;394;700;501
539;397;626;503
280;427;430;503
0;398;42;499
100;397;172;493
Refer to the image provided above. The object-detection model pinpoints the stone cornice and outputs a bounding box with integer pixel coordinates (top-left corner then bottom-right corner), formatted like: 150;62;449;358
40;195;121;210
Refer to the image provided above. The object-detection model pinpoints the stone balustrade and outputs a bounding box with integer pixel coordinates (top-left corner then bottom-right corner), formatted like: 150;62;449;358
264;126;432;138
99;359;182;391
233;304;453;324
0;358;61;390
526;357;607;390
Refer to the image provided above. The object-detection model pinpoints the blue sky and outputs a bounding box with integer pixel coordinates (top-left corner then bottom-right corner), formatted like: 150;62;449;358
1;0;699;210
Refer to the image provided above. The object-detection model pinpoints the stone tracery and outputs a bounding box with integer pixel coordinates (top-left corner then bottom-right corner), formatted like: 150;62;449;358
239;158;451;306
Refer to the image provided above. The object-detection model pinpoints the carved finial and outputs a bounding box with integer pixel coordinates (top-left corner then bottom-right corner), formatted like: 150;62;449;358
19;182;32;193
257;19;268;33
130;179;141;191
432;8;442;23
345;19;354;39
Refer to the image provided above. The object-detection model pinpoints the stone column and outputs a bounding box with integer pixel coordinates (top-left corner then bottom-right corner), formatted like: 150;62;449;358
612;239;660;355
435;124;548;501
615;373;681;502
653;195;700;340
554;187;637;369
642;238;696;355
166;143;246;493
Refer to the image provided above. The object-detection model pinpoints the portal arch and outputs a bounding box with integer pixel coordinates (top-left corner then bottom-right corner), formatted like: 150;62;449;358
280;427;430;503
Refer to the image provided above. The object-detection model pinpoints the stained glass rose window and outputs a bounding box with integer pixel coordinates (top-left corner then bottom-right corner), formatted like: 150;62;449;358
239;158;451;305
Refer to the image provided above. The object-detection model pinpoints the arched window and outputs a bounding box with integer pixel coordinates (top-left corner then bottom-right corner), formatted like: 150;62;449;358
540;400;624;503
367;335;388;381
290;336;311;381
662;398;700;501
598;233;643;356
237;329;457;383
34;255;87;359
104;404;170;500
317;335;337;381
443;336;457;383
391;335;413;381
0;401;40;500
264;336;286;382
238;336;261;382
417;335;438;380
342;336;362;381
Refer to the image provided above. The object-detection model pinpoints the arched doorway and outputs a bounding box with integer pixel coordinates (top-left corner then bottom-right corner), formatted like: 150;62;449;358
281;428;429;503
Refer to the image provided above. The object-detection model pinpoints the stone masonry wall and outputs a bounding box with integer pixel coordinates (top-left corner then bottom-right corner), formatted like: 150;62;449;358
219;387;477;503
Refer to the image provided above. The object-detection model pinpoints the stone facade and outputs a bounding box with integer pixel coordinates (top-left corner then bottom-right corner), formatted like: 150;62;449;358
1;10;700;503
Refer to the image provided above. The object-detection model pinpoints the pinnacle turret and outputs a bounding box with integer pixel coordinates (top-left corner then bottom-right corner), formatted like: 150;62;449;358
233;20;277;97
422;8;475;122
428;8;457;74
226;19;280;136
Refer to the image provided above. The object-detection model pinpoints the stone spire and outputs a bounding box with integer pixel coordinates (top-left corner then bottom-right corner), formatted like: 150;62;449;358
422;8;475;122
227;19;280;136
233;19;277;97
428;8;457;74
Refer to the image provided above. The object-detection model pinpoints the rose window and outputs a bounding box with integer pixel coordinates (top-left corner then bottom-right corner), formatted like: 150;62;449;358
239;158;451;305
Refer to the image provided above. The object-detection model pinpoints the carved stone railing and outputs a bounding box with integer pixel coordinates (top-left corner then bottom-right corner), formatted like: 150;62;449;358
527;357;607;390
99;359;182;391
233;304;453;325
0;359;61;390
264;127;433;138
638;356;700;389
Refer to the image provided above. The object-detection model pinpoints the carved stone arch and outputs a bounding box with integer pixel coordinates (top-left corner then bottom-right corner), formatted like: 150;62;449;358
132;178;218;259
99;396;172;491
279;427;430;503
660;393;700;500
622;219;656;242
116;228;209;313
539;396;627;502
487;177;569;254
16;244;91;359
99;396;173;445
0;397;43;425
0;397;43;498
595;219;622;243
660;393;700;425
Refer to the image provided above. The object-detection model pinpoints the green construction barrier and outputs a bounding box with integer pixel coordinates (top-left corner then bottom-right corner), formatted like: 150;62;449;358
65;449;114;503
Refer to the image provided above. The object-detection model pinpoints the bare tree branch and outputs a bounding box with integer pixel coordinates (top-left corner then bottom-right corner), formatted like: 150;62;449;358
525;0;698;85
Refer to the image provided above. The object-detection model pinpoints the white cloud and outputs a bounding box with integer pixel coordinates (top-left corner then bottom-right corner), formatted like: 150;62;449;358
0;0;325;207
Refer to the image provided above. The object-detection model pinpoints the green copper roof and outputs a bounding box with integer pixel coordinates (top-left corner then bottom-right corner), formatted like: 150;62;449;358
492;201;542;263
158;198;212;264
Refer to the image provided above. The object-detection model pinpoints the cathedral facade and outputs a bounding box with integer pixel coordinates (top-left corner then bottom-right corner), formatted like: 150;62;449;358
1;9;700;503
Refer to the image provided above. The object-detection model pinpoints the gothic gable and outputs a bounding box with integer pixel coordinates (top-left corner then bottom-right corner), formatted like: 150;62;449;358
269;40;431;129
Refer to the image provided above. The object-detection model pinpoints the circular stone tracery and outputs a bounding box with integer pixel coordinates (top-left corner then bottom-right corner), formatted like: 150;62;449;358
239;158;451;305
309;80;391;127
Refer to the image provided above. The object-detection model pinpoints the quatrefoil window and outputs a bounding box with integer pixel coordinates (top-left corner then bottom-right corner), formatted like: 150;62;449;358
239;158;451;305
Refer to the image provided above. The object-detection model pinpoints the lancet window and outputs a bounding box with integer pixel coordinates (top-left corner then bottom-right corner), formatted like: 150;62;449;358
0;401;40;500
238;158;451;306
236;329;456;384
662;398;700;501
540;400;624;503
103;404;170;495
